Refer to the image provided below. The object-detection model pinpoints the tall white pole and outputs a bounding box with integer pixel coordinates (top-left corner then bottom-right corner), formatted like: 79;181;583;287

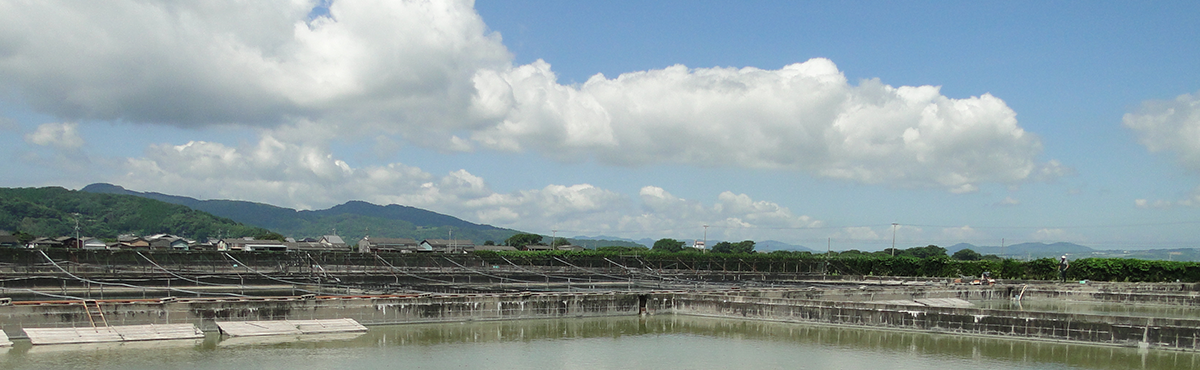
891;223;898;256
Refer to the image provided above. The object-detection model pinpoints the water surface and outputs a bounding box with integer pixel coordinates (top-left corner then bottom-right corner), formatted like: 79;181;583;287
1;316;1196;370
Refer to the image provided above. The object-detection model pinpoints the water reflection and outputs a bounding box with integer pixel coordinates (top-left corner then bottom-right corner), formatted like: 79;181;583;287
0;316;1196;370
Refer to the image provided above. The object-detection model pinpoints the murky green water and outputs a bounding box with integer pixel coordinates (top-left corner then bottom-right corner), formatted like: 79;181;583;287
1;316;1197;370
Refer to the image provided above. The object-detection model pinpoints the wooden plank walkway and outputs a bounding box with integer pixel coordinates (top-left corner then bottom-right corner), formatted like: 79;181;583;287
23;324;203;345
216;319;367;337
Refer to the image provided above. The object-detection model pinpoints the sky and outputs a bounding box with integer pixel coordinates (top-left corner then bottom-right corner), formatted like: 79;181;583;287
2;0;1200;251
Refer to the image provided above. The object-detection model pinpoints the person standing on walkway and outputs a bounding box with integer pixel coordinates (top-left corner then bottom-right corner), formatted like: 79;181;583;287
1058;255;1069;282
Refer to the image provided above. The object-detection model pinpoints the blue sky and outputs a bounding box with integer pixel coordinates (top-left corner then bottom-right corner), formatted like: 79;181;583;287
2;1;1200;250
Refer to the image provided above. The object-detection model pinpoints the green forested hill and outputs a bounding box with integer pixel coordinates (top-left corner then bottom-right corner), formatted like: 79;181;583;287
0;187;270;240
81;183;522;244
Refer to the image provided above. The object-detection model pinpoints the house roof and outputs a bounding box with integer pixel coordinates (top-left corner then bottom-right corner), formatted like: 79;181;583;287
221;238;285;245
471;245;518;251
421;239;476;247
363;237;418;246
322;235;345;244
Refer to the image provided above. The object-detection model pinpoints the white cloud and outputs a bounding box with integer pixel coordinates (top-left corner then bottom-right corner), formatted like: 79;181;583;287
994;196;1020;206
113;133;823;240
1030;228;1084;243
940;225;983;241
0;0;509;137
24;122;84;149
833;227;882;242
0;1;1059;193
471;58;1053;192
1124;91;1200;170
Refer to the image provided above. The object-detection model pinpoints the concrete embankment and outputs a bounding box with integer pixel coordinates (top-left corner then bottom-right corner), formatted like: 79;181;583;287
655;290;1200;351
3;284;1199;352
0;291;642;339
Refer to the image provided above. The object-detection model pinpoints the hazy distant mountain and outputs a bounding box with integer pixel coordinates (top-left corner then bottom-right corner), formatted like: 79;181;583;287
82;183;518;244
947;242;1094;259
756;240;815;252
567;235;647;249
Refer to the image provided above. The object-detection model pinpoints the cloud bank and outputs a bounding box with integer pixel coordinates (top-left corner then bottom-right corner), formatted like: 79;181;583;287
1125;91;1200;171
1126;91;1200;207
117;136;821;240
0;0;1059;194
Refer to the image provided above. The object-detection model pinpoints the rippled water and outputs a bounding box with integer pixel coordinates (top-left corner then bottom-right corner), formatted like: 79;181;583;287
1;315;1197;370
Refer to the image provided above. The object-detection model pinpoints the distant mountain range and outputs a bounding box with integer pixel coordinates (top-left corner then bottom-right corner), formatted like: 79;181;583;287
947;242;1200;262
81;183;637;247
946;242;1094;259
0;186;269;240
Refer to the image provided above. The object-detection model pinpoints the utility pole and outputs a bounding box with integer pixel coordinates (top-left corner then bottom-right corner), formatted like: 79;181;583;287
73;213;80;249
703;224;708;252
891;223;898;257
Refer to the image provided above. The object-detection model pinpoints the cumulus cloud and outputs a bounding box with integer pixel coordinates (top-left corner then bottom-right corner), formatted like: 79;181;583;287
623;186;823;241
24;122;84;149
0;0;1059;193
471;58;1053;192
0;0;509;136
1124;91;1200;170
1138;186;1200;209
114;133;823;239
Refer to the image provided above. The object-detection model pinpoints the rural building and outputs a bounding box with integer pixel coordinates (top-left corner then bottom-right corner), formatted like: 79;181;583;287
218;238;287;252
357;237;420;253
419;239;474;253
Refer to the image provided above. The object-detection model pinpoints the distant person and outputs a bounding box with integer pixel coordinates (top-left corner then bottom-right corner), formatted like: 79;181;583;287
1058;255;1069;282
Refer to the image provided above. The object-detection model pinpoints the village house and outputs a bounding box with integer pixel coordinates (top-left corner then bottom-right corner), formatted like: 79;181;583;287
218;238;287;252
469;244;519;252
0;231;19;248
356;237;420;253
28;237;62;249
287;235;349;252
418;239;474;253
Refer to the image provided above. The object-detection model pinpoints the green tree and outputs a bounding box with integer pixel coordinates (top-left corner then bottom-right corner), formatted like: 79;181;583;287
711;241;734;253
483;240;495;246
903;245;948;259
732;240;756;254
651;238;685;252
552;237;571;247
597;246;649;253
13;230;36;244
952;249;983;261
711;240;755;254
505;233;543;248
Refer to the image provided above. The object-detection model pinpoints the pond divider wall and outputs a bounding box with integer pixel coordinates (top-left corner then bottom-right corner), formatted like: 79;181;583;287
3;287;1198;351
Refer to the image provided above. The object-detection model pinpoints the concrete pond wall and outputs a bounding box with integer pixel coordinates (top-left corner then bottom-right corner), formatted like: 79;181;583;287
2;286;1199;352
0;292;642;339
650;291;1200;352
